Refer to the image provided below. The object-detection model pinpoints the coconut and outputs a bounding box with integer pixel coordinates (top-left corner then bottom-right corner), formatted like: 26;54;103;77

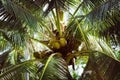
52;41;60;49
59;38;67;47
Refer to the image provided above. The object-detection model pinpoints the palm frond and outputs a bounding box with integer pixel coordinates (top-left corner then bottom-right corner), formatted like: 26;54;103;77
16;0;41;11
81;53;120;80
38;53;73;80
1;0;37;30
88;35;119;61
16;0;76;16
0;34;10;51
0;59;39;80
0;29;27;48
71;0;120;35
0;0;37;49
82;0;120;21
74;0;120;33
37;0;77;15
0;49;12;69
100;20;120;46
75;0;120;46
0;3;25;33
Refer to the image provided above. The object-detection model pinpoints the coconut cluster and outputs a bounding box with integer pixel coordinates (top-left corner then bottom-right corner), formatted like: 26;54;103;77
49;38;67;49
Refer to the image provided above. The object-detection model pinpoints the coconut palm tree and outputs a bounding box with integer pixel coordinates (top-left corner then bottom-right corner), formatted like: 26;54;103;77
0;0;120;80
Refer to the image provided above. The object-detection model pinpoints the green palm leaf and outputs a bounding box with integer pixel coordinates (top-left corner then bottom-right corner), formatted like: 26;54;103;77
71;0;120;33
70;0;120;47
88;35;118;61
18;0;76;16
1;0;37;30
39;53;73;80
41;0;76;15
82;0;120;21
0;29;27;48
100;21;120;46
0;59;38;80
81;53;120;80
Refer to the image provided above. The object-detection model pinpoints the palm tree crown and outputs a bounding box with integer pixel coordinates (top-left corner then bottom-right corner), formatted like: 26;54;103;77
0;0;120;80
